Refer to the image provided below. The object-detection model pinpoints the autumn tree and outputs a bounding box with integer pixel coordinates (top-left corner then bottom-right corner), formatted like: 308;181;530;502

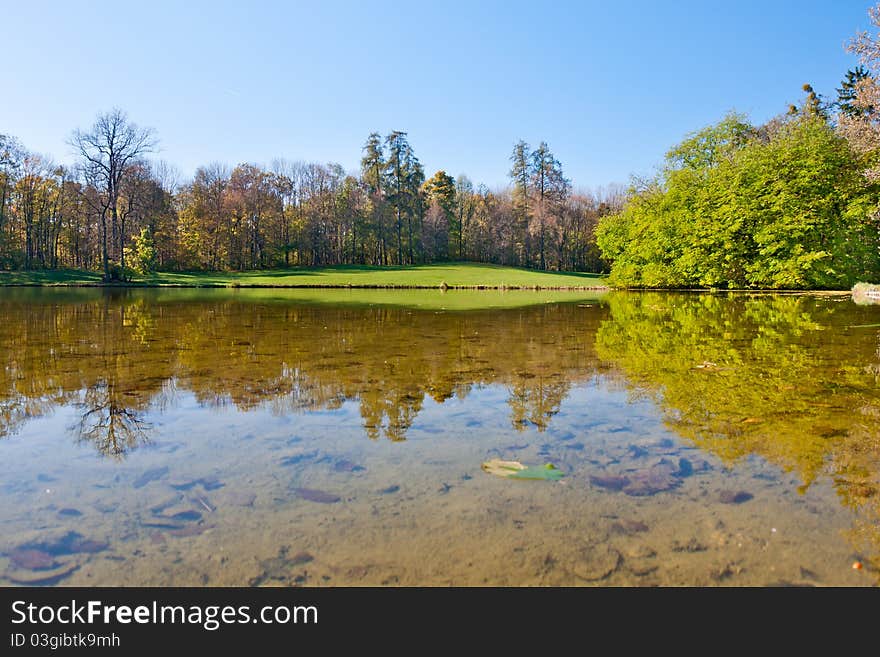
146;161;181;268
0;135;24;264
270;159;298;266
228;163;274;268
178;163;229;269
4;117;614;275
422;170;456;260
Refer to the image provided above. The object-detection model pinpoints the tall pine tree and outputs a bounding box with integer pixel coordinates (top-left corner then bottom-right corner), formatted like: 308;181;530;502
509;141;532;266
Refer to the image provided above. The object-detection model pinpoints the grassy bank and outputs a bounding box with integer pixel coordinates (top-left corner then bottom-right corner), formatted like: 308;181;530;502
0;263;607;289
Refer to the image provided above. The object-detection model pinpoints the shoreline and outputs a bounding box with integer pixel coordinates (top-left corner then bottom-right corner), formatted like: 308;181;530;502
0;281;855;294
0;282;856;294
0;282;855;294
0;282;611;290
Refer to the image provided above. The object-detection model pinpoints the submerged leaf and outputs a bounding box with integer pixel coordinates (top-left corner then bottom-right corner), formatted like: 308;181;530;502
481;459;564;481
481;459;526;476
509;464;565;481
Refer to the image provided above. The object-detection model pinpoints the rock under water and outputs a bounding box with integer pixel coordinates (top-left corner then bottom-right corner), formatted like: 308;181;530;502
9;548;58;571
719;490;753;504
133;466;170;489
622;461;681;496
294;488;341;504
589;474;630;491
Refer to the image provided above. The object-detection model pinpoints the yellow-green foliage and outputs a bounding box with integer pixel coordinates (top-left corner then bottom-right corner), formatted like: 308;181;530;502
595;291;880;494
597;113;880;289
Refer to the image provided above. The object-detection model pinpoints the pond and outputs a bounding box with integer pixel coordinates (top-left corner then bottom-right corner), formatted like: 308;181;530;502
0;288;878;586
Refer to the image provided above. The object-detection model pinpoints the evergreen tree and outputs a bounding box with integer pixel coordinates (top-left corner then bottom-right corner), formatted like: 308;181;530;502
384;131;407;264
530;142;570;270
836;66;873;117
384;131;421;264
404;151;425;263
509;141;532;265
360;133;387;264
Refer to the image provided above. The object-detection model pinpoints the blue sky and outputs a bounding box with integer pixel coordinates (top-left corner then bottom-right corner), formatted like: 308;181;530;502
2;0;873;189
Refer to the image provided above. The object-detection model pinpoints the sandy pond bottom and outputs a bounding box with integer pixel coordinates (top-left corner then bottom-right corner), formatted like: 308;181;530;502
0;384;868;587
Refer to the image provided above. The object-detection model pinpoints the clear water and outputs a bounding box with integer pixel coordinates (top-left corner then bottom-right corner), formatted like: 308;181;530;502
0;288;878;586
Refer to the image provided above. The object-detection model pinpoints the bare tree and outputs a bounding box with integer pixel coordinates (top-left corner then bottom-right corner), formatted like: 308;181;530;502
76;381;151;459
151;159;180;198
71;109;156;280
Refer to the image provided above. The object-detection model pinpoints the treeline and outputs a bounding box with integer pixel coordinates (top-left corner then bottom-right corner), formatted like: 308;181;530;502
0;116;619;279
596;6;880;289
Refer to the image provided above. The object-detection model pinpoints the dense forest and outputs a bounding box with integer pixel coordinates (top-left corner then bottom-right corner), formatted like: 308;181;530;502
0;122;618;279
2;6;880;287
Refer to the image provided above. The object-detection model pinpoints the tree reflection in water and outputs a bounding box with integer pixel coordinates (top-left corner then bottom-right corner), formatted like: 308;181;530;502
1;288;879;572
594;291;880;575
75;381;152;459
0;289;607;450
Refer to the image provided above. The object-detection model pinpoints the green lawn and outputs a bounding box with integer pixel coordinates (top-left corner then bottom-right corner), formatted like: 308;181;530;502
0;263;607;289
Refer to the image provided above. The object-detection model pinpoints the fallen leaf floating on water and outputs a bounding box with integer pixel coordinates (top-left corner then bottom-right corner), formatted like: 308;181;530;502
481;459;565;481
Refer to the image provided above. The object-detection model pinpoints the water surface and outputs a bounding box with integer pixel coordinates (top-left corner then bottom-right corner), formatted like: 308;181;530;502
0;288;878;586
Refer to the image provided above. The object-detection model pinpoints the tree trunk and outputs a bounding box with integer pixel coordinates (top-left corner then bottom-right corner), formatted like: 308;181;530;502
101;210;109;281
396;206;402;265
0;178;7;233
540;220;545;271
407;215;412;264
117;206;126;280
